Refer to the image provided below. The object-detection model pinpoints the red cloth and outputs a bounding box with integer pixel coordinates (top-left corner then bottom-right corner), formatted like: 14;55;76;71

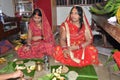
53;13;99;67
0;40;13;54
17;9;55;59
113;51;120;68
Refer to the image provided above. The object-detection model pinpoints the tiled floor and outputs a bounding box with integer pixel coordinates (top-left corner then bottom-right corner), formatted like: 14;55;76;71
0;34;120;80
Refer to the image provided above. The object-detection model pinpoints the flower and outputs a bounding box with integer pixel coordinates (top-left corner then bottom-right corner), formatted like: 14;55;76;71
51;66;68;80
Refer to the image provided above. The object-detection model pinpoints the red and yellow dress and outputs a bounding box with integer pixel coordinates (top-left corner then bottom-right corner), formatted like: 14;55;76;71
53;20;99;67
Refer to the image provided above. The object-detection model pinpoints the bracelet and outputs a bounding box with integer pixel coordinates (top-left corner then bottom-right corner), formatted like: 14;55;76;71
62;46;67;49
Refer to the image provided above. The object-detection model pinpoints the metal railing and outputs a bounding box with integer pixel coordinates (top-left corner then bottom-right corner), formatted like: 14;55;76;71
56;0;107;6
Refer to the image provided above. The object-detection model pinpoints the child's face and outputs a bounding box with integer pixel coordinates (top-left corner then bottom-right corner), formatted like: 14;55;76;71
33;14;42;24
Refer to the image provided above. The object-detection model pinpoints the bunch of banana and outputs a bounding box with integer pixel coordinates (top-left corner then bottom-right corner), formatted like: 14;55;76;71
89;0;120;16
116;7;120;24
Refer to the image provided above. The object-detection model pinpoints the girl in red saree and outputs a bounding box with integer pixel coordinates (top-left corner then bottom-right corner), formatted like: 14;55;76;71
17;9;55;58
53;6;101;67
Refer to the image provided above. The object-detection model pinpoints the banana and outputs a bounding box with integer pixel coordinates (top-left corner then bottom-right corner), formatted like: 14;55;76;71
110;9;117;16
116;7;120;24
89;5;114;15
116;6;120;17
95;3;104;10
116;0;120;3
90;0;120;16
104;5;114;13
89;7;104;15
104;0;114;10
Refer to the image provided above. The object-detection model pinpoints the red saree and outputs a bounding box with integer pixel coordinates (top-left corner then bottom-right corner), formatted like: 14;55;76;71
17;9;55;59
53;16;99;67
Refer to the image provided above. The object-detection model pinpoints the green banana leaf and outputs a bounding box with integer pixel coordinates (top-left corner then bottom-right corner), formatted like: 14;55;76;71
4;53;14;59
0;61;15;74
0;54;16;74
0;59;43;77
15;59;43;77
22;68;35;77
38;74;54;80
51;65;98;80
17;58;44;63
0;53;14;60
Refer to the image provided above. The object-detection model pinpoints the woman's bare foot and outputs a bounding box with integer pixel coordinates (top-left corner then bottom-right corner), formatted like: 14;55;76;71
98;63;103;66
55;60;60;63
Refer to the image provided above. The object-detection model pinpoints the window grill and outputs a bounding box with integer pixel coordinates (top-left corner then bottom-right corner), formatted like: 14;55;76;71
56;0;107;6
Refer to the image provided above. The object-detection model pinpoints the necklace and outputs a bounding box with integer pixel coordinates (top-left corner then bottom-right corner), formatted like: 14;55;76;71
36;22;42;29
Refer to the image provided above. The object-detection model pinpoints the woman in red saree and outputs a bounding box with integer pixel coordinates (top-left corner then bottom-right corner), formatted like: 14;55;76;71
17;8;55;58
53;6;101;67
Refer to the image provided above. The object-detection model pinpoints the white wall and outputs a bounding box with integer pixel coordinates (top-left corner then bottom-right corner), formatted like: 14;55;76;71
57;6;92;25
0;0;14;17
0;0;92;24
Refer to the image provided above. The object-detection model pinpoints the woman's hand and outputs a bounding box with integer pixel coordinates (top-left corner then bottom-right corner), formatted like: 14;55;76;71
11;70;23;78
63;49;70;58
23;45;31;52
68;45;79;51
32;36;43;41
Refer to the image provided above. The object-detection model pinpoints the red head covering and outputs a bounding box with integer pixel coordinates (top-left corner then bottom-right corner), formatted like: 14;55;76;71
62;6;93;44
29;8;55;46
